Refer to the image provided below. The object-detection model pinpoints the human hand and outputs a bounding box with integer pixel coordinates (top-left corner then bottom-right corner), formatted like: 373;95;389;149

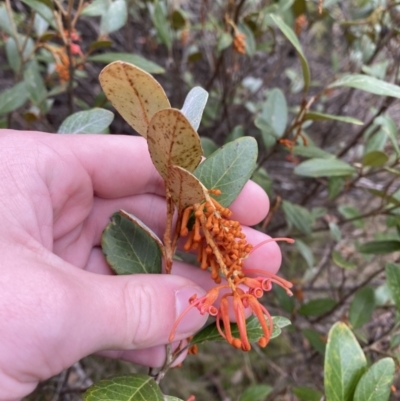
0;130;281;400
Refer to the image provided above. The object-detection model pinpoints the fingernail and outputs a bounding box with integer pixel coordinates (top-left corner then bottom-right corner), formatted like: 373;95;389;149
175;286;206;337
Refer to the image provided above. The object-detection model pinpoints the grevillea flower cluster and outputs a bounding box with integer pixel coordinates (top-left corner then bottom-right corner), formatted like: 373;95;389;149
170;190;294;351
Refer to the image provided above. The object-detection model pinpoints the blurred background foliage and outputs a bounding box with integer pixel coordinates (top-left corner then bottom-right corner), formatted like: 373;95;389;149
1;0;400;400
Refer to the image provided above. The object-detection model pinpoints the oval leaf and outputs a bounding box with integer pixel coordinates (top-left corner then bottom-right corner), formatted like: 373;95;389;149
304;111;364;125
269;14;310;92
191;315;289;346
386;262;400;313
260;88;288;138
89;53;165;74
102;211;163;275
84;374;164;401
0;82;28;116
100;0;127;34
194;137;258;207
298;298;336;317
58;108;114;134
362;150;389;167
282;200;314;235
239;384;272;401
324;322;367;401
99;61;170;137
181;87;208;131
147;109;203;180
168;166;208;210
353;358;395;401
200;137;218;157
293;386;323;401
358;240;400;255
294;158;356;177
349;286;375;329
329;74;400;99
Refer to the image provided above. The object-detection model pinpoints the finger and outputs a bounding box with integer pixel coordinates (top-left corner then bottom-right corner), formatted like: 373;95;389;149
51;262;208;364
41;133;166;198
99;340;187;368
229;180;269;226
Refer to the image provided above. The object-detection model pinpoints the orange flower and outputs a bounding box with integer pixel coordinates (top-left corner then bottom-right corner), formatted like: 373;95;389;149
170;191;293;351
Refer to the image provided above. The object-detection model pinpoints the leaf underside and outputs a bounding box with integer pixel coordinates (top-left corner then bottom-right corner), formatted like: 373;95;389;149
99;61;170;137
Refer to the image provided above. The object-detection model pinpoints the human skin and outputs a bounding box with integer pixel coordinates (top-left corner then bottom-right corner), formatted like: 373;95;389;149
0;130;282;400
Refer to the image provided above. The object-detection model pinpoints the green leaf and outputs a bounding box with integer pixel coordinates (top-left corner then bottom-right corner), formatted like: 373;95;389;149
282;200;314;236
239;384;272;401
171;8;186;30
6;35;35;74
269;14;310;92
200;137;218;157
58;108;114;134
81;0;109;16
375;115;400;155
251;166;272;196
375;283;394;307
89;53;165;74
292;386;323;401
254;117;277;148
338;205;364;228
180;87;208;131
84;374;164;401
328;177;345;200
0;82;28;116
217;32;232;52
353;358;395;401
329;74;400;99
34;13;49;36
194;137;257;207
294;158;356;177
24;61;47;107
101;211;163;275
260;88;288;137
362;150;389;167
239;23;256;57
329;222;342;241
275;285;295;314
298;298;336;317
304;111;364;125
100;0;127;34
0;4;14;35
191;315;290;346
293;145;334;159
165;397;184;401
324;322;367;401
349;287;375;329
358;240;400;255
225;125;244;144
302;328;326;354
332;251;357;270
386;262;400;312
295;239;314;268
152;1;172;50
20;0;56;28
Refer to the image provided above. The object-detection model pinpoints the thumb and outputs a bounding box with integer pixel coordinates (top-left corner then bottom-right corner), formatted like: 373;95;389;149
63;269;208;359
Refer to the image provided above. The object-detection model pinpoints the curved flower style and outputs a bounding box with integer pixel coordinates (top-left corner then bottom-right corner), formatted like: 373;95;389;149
170;191;293;351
